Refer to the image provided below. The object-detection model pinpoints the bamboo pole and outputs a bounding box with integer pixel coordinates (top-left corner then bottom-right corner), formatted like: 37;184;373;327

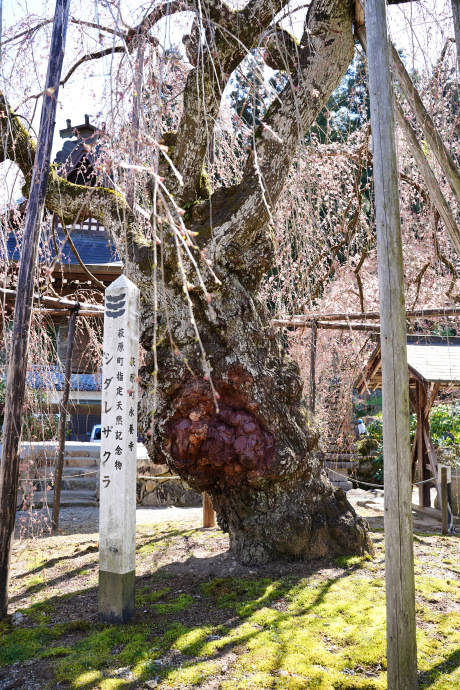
0;0;70;619
366;0;418;685
51;307;78;531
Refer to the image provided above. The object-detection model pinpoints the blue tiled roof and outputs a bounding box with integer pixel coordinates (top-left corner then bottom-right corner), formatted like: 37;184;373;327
26;366;102;392
7;229;119;265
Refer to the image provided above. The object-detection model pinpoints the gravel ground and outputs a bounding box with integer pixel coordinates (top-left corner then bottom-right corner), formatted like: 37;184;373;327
13;487;451;539
14;504;204;538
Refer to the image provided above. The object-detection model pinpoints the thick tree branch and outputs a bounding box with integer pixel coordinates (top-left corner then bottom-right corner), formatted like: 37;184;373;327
172;0;292;202
210;0;355;274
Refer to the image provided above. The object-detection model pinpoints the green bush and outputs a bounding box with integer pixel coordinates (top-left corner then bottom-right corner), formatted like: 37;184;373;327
359;404;460;477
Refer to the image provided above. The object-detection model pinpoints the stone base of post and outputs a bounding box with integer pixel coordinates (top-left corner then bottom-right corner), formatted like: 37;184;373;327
98;570;135;624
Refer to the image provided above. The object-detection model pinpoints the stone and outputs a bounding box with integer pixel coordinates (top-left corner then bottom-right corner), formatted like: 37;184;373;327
145;480;157;493
179;490;202;507
11;612;24;625
142;491;161;506
66;456;96;467
144;679;159;689
142;481;184;507
150;464;170;476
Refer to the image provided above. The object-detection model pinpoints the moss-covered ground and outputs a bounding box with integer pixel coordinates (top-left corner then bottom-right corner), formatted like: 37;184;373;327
1;514;460;689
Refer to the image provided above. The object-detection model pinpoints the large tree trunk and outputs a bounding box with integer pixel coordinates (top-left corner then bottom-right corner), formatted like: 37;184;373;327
138;232;372;564
135;0;373;565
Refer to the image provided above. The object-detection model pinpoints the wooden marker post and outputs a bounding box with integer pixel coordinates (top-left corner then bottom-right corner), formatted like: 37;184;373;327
441;467;449;535
98;275;139;624
203;492;216;528
366;0;418;687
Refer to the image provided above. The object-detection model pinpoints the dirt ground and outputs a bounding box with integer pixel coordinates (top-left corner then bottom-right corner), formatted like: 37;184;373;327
1;490;459;690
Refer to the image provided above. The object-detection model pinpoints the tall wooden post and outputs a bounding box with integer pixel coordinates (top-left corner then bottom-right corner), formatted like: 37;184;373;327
416;382;431;507
366;0;418;687
441;467;449;535
52;307;78;531
310;321;317;415
0;0;70;619
452;0;460;74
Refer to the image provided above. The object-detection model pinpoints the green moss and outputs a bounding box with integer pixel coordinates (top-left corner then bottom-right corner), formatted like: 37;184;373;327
3;522;460;688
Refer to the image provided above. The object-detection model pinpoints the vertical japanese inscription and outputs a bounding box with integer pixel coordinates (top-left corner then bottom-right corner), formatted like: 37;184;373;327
98;275;139;624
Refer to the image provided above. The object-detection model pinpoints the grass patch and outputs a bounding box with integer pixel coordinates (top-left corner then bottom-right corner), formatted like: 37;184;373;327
2;518;460;688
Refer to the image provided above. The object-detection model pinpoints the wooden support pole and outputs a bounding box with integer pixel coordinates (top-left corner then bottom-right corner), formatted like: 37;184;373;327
390;42;460;207
417;382;431;508
356;19;460;256
451;0;460;75
52;307;78;531
202;492;216;528
0;0;70;620
441;466;449;535
310;321;317;414
366;0;418;686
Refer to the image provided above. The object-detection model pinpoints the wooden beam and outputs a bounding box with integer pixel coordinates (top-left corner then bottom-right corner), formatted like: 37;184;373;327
273;305;460;327
423;425;442;504
366;0;418;685
425;382;440;416
417;382;431;507
0;287;103;313
0;0;71;620
202;492;216;528
394;96;460;255
441;466;449;535
390;42;460;207
410;433;418;483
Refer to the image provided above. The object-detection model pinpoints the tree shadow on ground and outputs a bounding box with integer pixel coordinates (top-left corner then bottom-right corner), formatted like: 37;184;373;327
2;548;384;689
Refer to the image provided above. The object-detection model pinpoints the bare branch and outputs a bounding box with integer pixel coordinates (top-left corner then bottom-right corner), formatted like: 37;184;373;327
60;46;126;86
